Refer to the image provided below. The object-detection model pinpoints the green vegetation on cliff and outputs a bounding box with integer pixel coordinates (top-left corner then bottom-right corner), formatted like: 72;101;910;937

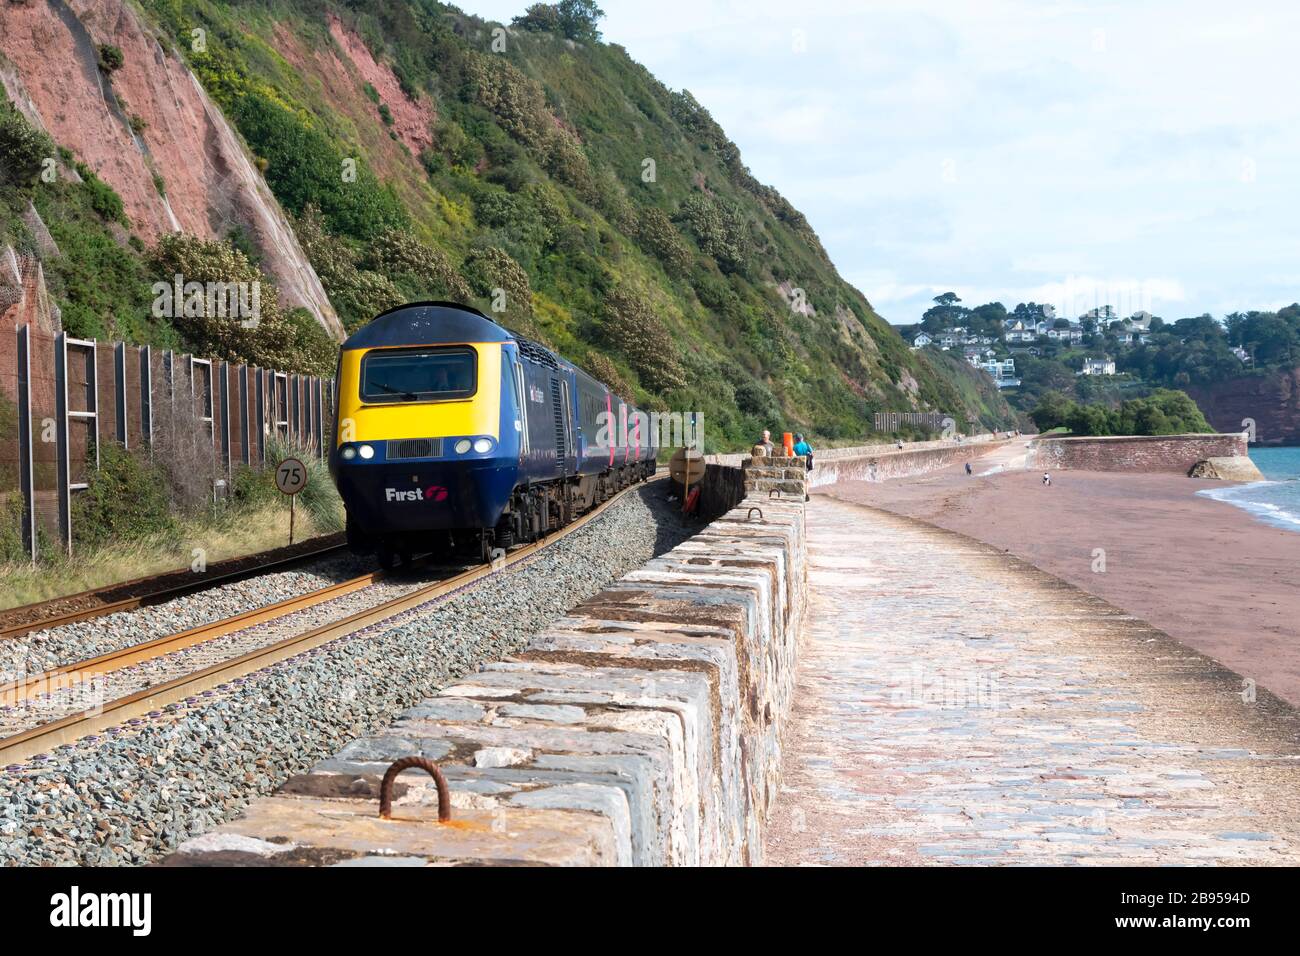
9;2;1016;449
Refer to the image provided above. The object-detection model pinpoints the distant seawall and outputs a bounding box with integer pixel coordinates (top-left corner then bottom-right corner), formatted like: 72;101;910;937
707;435;1010;490
1030;433;1249;474
808;436;1007;487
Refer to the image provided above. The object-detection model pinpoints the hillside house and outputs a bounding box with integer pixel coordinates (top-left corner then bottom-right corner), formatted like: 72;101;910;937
1078;357;1117;376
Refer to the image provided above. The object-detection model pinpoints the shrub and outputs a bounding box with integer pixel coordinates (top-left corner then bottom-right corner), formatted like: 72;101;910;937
464;246;532;314
600;286;685;392
331;268;405;332
97;44;124;74
232;435;343;533
72;443;178;550
148;233;335;374
74;162;128;225
678;193;748;273
581;350;633;398
359;229;472;301
229;91;406;241
286;307;340;377
0;103;55;189
0;494;33;565
636;206;693;276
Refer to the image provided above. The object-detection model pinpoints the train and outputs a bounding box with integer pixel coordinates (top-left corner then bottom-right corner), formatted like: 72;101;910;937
329;301;658;566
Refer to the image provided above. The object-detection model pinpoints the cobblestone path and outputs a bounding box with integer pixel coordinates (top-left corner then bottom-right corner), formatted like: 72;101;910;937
765;497;1300;865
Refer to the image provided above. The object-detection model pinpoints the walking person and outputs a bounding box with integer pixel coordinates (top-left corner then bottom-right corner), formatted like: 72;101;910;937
965;461;972;476
1042;471;1051;486
793;433;814;501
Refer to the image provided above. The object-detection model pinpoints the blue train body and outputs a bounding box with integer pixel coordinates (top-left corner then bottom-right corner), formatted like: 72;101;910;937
329;302;657;563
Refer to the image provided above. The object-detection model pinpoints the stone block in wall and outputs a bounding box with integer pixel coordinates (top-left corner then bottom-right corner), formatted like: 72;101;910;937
167;490;807;867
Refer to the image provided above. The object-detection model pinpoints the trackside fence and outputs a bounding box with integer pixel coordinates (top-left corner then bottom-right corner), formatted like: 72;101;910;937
1;324;334;563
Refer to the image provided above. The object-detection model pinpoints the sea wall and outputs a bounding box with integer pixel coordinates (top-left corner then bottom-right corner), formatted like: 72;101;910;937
697;461;747;519
169;487;807;867
807;438;1008;488
1030;433;1249;474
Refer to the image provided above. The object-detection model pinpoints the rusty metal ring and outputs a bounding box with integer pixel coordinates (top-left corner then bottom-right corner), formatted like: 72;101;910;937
746;507;763;522
379;756;452;822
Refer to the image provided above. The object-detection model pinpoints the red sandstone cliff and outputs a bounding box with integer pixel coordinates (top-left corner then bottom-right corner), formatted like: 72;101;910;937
1188;371;1300;447
0;0;342;339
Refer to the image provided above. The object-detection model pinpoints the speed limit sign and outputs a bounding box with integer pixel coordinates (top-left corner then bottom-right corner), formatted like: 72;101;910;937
275;458;308;545
275;458;308;496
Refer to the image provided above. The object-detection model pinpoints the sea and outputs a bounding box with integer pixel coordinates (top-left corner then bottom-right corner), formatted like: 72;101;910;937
1197;447;1300;532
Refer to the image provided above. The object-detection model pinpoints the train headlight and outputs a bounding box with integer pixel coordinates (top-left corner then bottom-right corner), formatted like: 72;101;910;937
340;446;357;461
358;444;375;460
454;438;472;454
473;438;494;454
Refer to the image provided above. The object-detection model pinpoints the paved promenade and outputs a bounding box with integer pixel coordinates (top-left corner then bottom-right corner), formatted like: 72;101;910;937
765;496;1300;865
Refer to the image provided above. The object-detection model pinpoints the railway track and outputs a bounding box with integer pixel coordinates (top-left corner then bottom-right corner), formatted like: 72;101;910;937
0;537;350;641
0;475;663;767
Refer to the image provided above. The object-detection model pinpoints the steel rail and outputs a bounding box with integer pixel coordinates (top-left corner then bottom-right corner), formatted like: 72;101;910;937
0;539;349;641
0;472;664;766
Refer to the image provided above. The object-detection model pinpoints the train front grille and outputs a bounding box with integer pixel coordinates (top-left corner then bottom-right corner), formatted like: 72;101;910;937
388;438;443;460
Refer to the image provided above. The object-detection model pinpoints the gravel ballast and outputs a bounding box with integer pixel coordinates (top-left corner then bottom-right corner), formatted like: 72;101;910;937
0;554;373;683
0;484;693;865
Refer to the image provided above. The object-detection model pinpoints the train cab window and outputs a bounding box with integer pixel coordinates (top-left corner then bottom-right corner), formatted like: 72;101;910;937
360;346;477;403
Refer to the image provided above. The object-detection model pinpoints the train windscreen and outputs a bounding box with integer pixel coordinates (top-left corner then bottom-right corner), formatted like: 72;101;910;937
360;346;477;403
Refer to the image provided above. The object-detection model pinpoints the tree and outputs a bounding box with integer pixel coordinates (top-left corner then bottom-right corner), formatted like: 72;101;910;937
515;1;605;41
971;301;1007;326
513;4;562;32
1065;402;1111;436
1030;390;1075;431
934;291;961;308
1236;312;1298;367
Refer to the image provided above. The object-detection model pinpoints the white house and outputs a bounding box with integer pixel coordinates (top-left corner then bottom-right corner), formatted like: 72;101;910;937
979;358;1019;388
1232;346;1252;364
1078;357;1117;376
911;331;933;348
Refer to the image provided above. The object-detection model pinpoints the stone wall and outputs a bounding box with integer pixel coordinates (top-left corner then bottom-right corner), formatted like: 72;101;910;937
168;489;807;867
807;439;1008;488
743;455;809;498
696;461;747;519
1030;433;1249;474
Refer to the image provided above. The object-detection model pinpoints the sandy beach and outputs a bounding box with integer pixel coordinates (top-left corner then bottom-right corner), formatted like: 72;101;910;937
822;443;1300;707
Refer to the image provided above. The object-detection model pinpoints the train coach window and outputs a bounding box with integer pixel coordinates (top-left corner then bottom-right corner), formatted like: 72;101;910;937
360;346;477;403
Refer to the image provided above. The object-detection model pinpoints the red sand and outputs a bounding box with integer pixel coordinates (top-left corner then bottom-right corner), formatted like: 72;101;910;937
823;456;1300;707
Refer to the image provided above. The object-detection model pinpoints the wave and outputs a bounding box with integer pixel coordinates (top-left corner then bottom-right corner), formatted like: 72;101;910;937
1198;480;1300;531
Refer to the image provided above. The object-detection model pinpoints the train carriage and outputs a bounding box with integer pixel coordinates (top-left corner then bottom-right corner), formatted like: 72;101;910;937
330;302;658;565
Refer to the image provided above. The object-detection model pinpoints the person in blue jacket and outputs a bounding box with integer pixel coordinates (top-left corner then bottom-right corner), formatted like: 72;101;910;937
793;433;813;501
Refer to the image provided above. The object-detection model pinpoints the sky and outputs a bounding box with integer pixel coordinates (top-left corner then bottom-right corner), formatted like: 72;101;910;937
466;1;1300;325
